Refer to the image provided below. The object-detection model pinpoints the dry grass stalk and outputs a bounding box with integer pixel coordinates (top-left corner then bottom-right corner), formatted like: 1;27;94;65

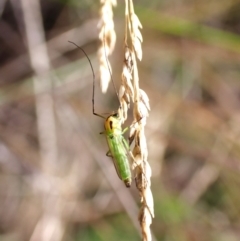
98;0;117;93
98;0;154;239
124;1;154;240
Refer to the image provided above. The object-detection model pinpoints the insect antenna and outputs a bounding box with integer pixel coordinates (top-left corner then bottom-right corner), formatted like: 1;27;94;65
102;29;122;113
68;41;105;119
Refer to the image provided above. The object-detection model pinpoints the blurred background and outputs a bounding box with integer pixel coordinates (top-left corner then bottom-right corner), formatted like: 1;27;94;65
1;0;240;240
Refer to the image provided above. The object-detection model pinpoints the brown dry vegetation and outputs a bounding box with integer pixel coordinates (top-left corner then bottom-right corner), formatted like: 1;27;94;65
1;0;240;241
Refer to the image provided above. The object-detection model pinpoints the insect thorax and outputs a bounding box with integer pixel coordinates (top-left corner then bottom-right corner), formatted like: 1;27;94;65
104;114;122;135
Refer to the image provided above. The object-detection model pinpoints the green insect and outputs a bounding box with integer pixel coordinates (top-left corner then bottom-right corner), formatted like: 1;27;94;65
99;113;132;187
69;41;133;187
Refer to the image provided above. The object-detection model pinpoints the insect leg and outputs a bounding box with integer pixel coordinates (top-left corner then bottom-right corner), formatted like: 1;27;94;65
122;126;129;134
122;137;135;163
106;150;112;157
122;137;130;151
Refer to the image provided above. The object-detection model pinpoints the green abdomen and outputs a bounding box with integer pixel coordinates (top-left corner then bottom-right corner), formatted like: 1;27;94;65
106;135;132;187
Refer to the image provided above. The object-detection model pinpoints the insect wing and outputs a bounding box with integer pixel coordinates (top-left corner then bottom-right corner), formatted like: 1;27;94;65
106;134;132;186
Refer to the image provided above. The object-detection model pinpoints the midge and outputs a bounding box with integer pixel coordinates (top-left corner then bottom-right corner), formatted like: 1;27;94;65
69;41;133;187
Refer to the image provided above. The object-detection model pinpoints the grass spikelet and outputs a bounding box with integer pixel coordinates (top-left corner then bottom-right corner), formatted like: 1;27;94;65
98;0;117;93
118;46;134;122
124;1;154;240
127;0;143;60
